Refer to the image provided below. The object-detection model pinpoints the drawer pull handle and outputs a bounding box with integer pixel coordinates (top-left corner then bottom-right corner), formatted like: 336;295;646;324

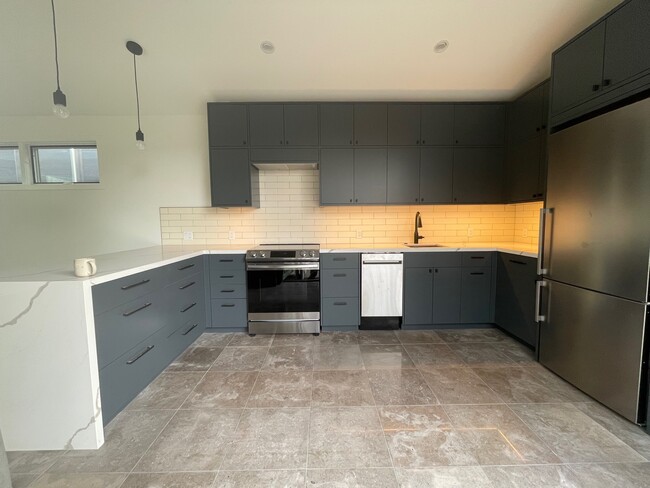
470;256;485;260
181;302;197;313
179;281;196;290
333;301;348;306
178;263;195;271
470;272;485;276
123;302;152;317
121;279;150;290
220;275;234;279
219;259;234;263
126;345;154;364
333;257;346;261
182;323;199;335
509;259;527;265
221;304;235;308
333;273;347;277
221;289;235;293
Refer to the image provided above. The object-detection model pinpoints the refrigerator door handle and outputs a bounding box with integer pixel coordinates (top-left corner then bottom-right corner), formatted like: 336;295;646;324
535;280;548;322
537;208;552;275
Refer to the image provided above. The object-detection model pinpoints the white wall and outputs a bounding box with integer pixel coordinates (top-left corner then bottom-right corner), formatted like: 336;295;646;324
0;115;211;276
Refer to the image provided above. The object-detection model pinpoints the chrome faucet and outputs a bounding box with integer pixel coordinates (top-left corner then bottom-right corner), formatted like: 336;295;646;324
414;212;424;244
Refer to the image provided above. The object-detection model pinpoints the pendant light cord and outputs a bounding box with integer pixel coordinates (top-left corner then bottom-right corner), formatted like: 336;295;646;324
133;55;141;131
51;0;61;90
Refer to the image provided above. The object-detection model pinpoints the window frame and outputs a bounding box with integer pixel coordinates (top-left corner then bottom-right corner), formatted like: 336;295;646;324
31;144;100;185
0;145;23;185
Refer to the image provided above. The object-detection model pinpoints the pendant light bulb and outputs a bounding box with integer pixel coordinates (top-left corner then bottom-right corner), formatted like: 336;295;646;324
52;88;69;118
135;129;145;150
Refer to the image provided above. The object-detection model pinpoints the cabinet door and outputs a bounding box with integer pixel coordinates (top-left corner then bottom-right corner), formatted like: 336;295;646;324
210;148;252;206
602;0;650;90
249;104;284;146
353;148;387;204
551;22;606;115
320;104;354;146
354;104;387;145
432;267;461;324
284;104;319;146
420;147;454;203
207;104;248;147
537;81;550;199
387;147;420;204
388;104;421;145
460;267;492;323
511;85;545;143
320;148;354;205
453;104;505;146
420;104;454;145
403;267;433;325
452;147;504;203
495;254;537;346
506;137;542;202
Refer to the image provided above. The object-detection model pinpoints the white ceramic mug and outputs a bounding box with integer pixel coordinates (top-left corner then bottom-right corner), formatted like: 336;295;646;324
74;258;97;277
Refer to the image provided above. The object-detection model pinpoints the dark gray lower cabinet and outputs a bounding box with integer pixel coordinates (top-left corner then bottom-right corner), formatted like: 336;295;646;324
433;268;461;324
321;253;359;329
208;254;247;329
209;148;259;207
460;267;492;323
495;254;538;346
452;147;504;203
403;267;434;325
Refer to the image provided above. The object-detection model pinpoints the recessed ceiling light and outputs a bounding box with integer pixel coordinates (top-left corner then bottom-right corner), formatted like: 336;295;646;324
260;41;275;54
434;40;449;53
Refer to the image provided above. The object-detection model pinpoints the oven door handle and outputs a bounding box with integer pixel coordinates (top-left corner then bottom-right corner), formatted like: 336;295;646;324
246;263;319;271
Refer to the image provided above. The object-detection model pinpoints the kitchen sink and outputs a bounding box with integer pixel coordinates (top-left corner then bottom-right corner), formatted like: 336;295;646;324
403;243;446;248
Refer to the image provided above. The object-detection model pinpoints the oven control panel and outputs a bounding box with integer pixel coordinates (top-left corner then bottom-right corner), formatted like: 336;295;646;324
246;248;319;261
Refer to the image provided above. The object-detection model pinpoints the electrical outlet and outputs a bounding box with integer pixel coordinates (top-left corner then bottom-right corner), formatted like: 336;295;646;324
356;229;363;239
467;228;474;237
522;228;528;238
228;230;235;240
183;231;193;241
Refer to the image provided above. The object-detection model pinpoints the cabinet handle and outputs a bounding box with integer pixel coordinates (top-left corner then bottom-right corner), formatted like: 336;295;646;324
121;279;150;290
181;302;197;313
470;256;485;260
280;140;283;144
123;302;152;317
415;198;419;202
245;199;249;203
349;140;353;145
221;303;235;308
536;127;541;132
355;198;358;202
219;259;234;263
422;140;425;144
126;345;154;365
416;140;420;144
420;198;424;202
429;269;432;273
220;289;235;293
333;257;346;261
434;269;438;273
541;125;547;130
455;140;459;144
355;140;359;144
470;272;485;275
220;275;234;279
509;259;527;266
592;84;600;91
333;273;347;277
286;140;289;145
179;281;196;290
243;140;247;145
602;79;611;87
349;199;353;203
182;323;199;335
178;263;195;271
333;301;348;306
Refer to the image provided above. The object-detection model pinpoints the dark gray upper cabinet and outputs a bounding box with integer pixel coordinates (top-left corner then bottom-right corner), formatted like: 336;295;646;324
509;84;547;143
249;103;318;147
420;104;455;145
419;147;454;204
320;149;355;205
403;267;433;325
207;103;248;147
432;267;462;324
506;137;542;202
209;148;257;207
320;104;354;146
551;22;606;116
354;148;387;204
354;104;387;145
453;104;505;146
387;147;420;204
388;104;421;145
452;147;504;203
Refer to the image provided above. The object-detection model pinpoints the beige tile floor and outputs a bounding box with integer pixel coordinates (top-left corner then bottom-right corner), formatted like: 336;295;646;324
8;328;650;488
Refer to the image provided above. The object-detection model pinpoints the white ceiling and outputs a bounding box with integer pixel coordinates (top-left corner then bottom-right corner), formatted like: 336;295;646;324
0;0;622;116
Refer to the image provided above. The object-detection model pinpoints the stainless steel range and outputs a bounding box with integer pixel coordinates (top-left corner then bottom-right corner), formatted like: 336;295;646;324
245;244;320;335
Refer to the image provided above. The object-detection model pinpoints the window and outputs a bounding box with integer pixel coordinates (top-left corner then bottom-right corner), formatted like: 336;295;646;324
32;146;99;184
0;147;22;184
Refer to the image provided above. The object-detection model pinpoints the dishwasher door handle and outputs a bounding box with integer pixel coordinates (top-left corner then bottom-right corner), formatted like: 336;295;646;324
362;260;403;265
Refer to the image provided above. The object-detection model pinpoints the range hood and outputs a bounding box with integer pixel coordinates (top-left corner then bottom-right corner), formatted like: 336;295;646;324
252;162;319;170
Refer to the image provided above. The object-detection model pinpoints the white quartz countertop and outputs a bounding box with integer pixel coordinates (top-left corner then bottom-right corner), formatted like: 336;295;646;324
0;242;537;283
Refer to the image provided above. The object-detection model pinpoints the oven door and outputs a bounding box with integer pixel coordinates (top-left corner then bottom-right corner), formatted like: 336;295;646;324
246;262;320;324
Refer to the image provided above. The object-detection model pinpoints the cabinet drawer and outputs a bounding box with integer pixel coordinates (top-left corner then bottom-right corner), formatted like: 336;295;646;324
166;256;204;283
322;298;360;327
165;273;205;315
94;292;167;369
404;252;461;268
92;266;167;316
461;252;494;267
166;317;204;358
211;269;246;286
321;269;359;298
210;254;245;270
211;283;247;299
99;325;170;425
210;299;247;328
321;253;360;269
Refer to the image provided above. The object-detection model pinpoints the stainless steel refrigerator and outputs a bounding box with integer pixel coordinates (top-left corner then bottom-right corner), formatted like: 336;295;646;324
537;96;650;424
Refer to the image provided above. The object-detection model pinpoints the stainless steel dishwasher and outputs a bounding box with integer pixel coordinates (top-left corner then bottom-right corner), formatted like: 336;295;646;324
360;253;403;329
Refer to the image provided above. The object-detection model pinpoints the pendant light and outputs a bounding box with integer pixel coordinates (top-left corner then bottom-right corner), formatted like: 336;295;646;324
126;41;145;150
50;0;69;118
